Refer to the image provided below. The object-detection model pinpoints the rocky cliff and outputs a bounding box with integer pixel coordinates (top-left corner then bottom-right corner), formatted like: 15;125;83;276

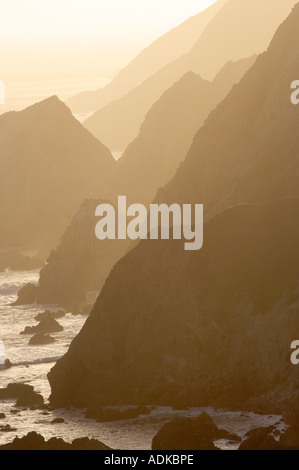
48;4;299;412
118;56;256;205
37;199;131;310
48;199;299;411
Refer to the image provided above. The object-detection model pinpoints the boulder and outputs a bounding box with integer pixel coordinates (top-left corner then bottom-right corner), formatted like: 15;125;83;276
152;412;223;450
0;383;44;408
35;310;65;322
16;390;44;408
29;333;56;345
14;283;38;305
0;425;17;433
0;383;34;399
239;427;280;450
51;418;65;424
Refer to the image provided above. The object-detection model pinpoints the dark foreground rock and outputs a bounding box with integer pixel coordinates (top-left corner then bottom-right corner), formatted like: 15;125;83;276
0;432;111;450
0;383;44;408
20;313;63;335
239;427;280;450
14;283;38;306
239;423;299;450
152;412;240;450
85;406;152;422
29;333;56;345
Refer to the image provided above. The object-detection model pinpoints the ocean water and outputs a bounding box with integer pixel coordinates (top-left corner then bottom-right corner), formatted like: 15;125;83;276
0;270;287;449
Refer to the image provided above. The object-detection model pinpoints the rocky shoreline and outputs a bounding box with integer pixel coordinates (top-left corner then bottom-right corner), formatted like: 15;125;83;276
0;410;298;450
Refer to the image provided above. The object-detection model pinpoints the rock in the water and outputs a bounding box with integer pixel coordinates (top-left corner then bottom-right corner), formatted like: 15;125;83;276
29;333;56;345
152;413;226;450
20;313;63;335
0;383;34;399
0;425;17;433
0;413;6;419
35;310;65;322
0;383;44;408
16;390;44;408
0;432;111;450
239;427;280;450
14;283;38;306
51;418;65;424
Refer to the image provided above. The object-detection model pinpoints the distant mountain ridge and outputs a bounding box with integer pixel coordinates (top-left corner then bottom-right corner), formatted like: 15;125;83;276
84;0;296;150
33;56;255;309
66;0;227;114
0;96;115;254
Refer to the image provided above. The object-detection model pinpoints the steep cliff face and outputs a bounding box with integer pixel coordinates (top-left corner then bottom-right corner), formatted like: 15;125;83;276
84;0;296;150
157;1;299;216
118;56;256;205
0;97;115;254
48;4;299;412
37;200;131;310
48;199;299;410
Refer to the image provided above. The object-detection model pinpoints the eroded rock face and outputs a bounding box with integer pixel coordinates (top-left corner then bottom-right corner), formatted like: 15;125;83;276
48;199;299;411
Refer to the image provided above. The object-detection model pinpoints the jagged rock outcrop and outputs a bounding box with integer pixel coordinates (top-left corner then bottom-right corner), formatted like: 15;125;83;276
118;56;256;204
157;1;299;216
0;96;115;256
20;313;63;335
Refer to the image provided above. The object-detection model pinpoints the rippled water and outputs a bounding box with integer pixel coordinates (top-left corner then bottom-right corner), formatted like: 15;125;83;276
0;270;286;450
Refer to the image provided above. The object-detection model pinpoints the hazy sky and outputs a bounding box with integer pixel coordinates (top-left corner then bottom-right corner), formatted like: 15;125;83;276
0;0;218;78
